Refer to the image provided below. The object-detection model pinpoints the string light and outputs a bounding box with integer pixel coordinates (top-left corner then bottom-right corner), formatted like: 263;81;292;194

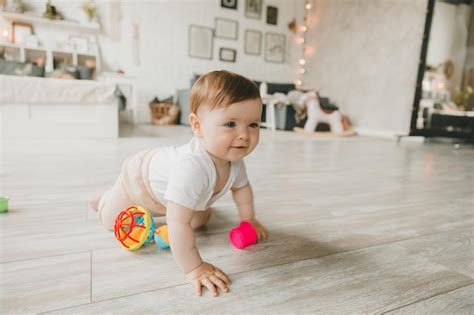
295;0;312;88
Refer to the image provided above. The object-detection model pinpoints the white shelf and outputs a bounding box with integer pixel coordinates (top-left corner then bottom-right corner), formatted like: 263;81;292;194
0;11;100;32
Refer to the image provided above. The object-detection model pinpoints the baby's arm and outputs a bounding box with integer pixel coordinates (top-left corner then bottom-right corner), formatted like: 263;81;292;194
231;184;268;240
166;201;231;296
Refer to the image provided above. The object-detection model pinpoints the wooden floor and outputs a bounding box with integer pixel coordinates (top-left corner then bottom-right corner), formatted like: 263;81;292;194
1;125;473;314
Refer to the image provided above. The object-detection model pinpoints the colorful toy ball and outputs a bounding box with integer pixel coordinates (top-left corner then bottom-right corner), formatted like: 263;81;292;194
154;225;170;249
229;221;258;249
114;206;155;250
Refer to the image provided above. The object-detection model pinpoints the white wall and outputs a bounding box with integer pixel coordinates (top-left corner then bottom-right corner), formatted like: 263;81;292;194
3;0;429;134
303;0;427;136
14;0;304;123
427;2;471;94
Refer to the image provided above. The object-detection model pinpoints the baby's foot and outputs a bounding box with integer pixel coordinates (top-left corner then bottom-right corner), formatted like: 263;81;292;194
88;194;102;211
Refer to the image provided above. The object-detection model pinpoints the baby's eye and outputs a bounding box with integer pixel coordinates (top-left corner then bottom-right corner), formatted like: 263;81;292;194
249;123;260;129
224;121;236;128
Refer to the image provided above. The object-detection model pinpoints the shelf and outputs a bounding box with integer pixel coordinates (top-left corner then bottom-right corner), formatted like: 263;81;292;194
0;11;100;32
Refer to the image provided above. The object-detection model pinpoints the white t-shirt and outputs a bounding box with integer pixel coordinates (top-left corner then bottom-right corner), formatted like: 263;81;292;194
148;137;249;211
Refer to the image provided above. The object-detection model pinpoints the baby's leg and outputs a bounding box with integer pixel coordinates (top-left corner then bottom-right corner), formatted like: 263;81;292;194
190;209;211;229
97;174;135;230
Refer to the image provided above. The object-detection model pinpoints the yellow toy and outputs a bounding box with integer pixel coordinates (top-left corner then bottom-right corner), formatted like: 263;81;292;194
114;205;170;250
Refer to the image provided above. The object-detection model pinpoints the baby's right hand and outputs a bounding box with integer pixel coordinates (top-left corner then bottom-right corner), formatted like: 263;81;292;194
186;262;231;297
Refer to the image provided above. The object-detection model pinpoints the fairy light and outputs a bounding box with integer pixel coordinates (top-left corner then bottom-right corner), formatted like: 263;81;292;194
295;0;312;88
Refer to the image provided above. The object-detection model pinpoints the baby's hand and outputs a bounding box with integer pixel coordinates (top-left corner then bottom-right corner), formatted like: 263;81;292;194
248;218;268;241
186;262;231;297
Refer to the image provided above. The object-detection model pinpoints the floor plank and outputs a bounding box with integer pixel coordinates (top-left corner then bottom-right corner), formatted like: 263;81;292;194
395;227;474;279
46;244;473;314
0;253;91;314
386;284;474;315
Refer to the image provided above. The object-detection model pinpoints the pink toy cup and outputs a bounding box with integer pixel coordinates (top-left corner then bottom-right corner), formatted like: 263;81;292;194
229;221;258;249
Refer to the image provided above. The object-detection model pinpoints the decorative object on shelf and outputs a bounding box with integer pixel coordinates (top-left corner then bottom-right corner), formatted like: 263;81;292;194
5;0;23;13
188;25;213;60
1;29;10;43
12;21;32;44
149;97;180;125
266;6;278;25
295;0;312;88
245;0;262;19
264;32;285;63
452;86;473;110
219;47;236;62
221;0;237;10
81;0;98;23
69;35;89;53
109;1;121;41
288;18;297;33
244;29;261;56
215;18;238;40
43;0;63;20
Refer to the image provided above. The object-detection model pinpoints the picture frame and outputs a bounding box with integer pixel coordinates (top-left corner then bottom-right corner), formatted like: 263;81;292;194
244;29;261;56
188;25;214;60
245;0;262;19
265;32;285;63
221;0;237;10
266;6;278;25
219;48;236;62
25;34;39;48
12;22;33;45
69;35;89;53
215;18;238;40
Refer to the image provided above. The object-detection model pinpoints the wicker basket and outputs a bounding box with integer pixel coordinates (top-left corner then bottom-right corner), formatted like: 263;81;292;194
149;102;180;125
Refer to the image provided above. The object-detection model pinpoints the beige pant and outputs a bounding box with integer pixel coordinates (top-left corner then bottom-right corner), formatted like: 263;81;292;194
97;149;166;230
97;149;212;231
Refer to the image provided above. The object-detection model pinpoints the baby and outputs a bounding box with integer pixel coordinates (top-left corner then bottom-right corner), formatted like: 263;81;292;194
91;70;267;297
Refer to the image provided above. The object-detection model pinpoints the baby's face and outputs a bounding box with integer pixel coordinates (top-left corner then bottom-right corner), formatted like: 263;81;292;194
196;98;262;163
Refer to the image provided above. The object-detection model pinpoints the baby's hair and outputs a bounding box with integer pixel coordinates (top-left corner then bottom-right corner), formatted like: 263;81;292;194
189;70;261;114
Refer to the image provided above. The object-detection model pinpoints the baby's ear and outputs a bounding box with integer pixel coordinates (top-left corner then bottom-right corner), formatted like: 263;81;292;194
188;113;202;137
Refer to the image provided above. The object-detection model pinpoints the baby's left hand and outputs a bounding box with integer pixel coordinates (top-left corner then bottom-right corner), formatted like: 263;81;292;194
248;218;268;241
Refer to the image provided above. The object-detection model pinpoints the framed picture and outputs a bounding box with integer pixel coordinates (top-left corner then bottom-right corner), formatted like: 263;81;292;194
245;0;262;19
266;6;278;25
25;34;39;48
69;35;89;53
221;0;237;10
219;48;236;62
215;18;238;40
244;29;261;56
188;25;214;60
265;32;285;63
12;22;33;45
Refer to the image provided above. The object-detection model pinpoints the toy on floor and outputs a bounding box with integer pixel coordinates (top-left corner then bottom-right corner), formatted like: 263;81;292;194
229;221;258;249
0;196;8;213
114;205;170;250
